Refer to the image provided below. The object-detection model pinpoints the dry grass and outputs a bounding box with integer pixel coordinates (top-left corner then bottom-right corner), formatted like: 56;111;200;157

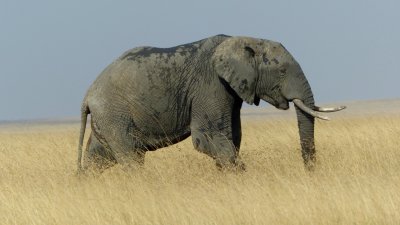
0;114;399;224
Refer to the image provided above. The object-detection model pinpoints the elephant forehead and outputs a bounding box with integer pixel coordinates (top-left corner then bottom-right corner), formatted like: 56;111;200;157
213;39;251;60
215;36;282;56
261;42;283;54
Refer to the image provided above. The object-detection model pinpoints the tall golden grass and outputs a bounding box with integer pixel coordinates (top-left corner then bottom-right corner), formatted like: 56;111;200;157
0;114;399;224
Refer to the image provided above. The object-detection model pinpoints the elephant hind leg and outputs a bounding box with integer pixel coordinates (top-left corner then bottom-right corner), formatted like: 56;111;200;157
90;111;146;170
100;119;146;169
83;132;117;173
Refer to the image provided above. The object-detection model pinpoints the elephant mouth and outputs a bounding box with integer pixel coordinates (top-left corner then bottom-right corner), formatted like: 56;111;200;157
277;100;289;110
260;95;289;110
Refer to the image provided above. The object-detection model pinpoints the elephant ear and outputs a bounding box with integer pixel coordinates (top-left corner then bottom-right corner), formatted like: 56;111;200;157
213;37;259;105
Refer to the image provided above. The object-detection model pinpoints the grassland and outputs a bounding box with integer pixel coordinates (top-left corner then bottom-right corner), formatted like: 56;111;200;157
0;103;399;224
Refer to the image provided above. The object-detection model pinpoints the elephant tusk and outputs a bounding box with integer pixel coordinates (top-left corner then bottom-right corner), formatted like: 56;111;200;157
313;105;346;112
293;99;330;121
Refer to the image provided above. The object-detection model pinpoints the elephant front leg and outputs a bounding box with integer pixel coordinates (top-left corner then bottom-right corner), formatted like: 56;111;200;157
190;87;244;170
191;128;244;171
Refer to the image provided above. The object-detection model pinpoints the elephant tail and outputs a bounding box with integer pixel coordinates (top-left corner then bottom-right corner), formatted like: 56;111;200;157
77;102;90;173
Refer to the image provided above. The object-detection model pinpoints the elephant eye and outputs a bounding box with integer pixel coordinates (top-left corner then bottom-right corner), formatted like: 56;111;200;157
262;53;269;64
279;68;287;75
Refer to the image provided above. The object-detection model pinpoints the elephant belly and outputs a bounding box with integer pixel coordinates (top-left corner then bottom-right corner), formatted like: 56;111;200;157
130;109;192;149
140;129;192;151
89;104;192;152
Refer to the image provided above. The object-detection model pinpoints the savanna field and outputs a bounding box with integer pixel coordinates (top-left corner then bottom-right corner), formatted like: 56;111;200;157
1;100;399;224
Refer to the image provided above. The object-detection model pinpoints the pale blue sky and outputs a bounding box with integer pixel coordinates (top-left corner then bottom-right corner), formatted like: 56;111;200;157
1;0;399;121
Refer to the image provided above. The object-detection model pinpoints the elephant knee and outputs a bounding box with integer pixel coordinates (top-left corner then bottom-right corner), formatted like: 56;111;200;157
192;133;208;152
191;133;216;156
192;131;238;165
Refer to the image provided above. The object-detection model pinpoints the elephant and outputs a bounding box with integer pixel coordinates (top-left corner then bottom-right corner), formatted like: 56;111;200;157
77;34;345;173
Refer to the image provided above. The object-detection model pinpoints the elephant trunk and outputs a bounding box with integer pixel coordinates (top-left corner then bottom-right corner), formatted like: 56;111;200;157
295;99;316;170
282;71;316;170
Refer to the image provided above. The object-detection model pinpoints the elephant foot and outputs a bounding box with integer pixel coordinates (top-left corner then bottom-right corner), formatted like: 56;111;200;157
83;155;117;174
236;160;247;171
216;159;246;172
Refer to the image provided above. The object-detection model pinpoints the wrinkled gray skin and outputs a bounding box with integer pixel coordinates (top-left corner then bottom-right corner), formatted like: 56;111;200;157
78;35;322;173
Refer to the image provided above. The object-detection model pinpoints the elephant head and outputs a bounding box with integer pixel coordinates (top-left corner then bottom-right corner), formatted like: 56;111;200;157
213;36;345;170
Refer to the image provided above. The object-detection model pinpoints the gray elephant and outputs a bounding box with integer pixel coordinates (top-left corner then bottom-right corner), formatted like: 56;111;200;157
77;34;345;173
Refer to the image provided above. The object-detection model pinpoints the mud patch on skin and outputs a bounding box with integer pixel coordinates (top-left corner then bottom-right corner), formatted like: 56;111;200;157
238;79;248;92
119;47;148;60
123;43;200;61
262;53;270;64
